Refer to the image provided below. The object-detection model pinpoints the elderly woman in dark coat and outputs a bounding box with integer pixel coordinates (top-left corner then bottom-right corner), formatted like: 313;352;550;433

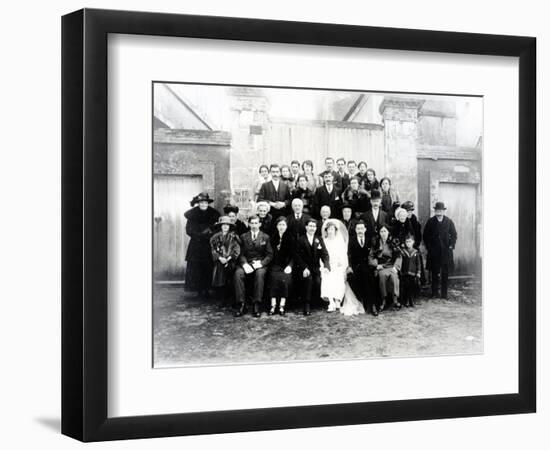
392;207;416;249
210;216;241;306
256;201;274;236
184;192;220;297
268;216;295;315
369;225;403;311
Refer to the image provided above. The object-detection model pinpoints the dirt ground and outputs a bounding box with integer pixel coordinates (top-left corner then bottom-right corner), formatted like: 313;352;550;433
153;279;482;367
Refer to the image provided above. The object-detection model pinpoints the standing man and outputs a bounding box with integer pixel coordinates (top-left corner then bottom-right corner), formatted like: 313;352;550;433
336;157;350;192
258;164;291;219
347;221;378;316
286;198;311;240
423;202;458;299
234;215;273;317
318;157;343;191
312;172;342;218
347;160;358;178
360;189;389;243
295;218;331;316
290;160;302;184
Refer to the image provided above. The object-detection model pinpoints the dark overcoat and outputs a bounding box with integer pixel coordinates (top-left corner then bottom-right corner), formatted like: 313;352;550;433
408;214;423;249
286;213;312;240
183;206;220;290
360;208;390;242
341;186;370;215
312;185;342;219
290;187;314;215
422;215;458;271
257;180;291;218
392;220;416;249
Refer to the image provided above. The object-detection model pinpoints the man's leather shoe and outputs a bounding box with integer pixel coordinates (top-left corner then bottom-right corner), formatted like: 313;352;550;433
253;304;261;317
234;304;245;317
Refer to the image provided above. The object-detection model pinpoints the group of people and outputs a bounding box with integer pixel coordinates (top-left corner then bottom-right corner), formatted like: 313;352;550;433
183;157;458;318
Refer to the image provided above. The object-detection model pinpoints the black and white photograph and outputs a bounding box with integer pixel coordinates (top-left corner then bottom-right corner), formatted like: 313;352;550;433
152;83;483;367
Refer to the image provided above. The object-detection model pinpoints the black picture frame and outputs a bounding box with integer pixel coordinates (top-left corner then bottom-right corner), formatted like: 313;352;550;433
61;8;536;442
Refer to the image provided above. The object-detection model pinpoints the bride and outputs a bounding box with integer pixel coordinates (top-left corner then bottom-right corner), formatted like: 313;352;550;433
320;219;365;316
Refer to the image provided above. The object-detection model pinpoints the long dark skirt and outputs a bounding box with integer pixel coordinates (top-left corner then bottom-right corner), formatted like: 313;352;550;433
185;260;213;292
269;266;292;298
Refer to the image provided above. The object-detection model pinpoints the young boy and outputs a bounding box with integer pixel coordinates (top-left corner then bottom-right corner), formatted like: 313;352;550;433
400;234;422;307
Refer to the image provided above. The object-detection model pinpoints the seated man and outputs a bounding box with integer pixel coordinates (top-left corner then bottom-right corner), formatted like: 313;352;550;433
233;215;273;317
294;218;330;316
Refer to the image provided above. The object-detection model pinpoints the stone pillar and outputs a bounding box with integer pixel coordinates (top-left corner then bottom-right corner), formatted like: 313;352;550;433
379;97;424;208
228;87;271;217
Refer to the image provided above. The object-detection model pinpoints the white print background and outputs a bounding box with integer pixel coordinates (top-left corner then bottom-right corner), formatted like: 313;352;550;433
1;1;546;450
108;34;517;417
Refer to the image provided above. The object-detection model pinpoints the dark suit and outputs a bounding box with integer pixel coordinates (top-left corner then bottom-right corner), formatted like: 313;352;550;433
286;213;312;240
423;215;458;298
294;234;330;309
258;180;291;218
360;208;389;242
234;231;273;305
347;235;376;309
336;172;350;192
312;184;342;219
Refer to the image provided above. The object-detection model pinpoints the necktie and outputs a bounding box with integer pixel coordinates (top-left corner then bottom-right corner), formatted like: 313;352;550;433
252;233;257;241
360;238;364;247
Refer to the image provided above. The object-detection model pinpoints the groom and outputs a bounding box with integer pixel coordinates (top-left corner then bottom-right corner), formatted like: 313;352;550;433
294;218;330;316
347;220;378;316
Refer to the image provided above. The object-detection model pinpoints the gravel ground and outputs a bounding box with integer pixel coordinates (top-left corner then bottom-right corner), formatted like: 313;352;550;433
153;279;482;367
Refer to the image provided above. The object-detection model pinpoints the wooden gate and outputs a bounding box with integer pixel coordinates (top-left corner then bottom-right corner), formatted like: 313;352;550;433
438;182;478;276
153;174;203;281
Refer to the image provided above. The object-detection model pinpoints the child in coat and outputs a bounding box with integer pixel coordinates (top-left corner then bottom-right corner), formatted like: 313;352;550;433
400;234;422;307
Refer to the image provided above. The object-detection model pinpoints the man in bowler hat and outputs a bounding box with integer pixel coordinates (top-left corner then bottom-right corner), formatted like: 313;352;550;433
423;202;458;299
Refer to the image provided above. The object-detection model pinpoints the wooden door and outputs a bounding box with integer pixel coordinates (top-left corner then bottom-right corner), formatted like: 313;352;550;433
438;182;478;276
153;175;203;281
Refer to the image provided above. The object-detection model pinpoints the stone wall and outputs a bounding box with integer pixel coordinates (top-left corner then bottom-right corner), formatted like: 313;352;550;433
379;97;425;208
153;129;231;211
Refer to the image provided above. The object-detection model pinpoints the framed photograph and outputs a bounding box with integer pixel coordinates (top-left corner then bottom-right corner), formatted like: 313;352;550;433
62;8;536;442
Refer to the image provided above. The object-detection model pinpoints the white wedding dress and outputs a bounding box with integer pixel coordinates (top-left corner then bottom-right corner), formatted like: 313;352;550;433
320;220;365;316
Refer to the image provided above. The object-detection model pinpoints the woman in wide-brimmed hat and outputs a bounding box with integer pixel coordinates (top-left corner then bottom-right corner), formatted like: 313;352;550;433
209;216;241;306
183;192;220;297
